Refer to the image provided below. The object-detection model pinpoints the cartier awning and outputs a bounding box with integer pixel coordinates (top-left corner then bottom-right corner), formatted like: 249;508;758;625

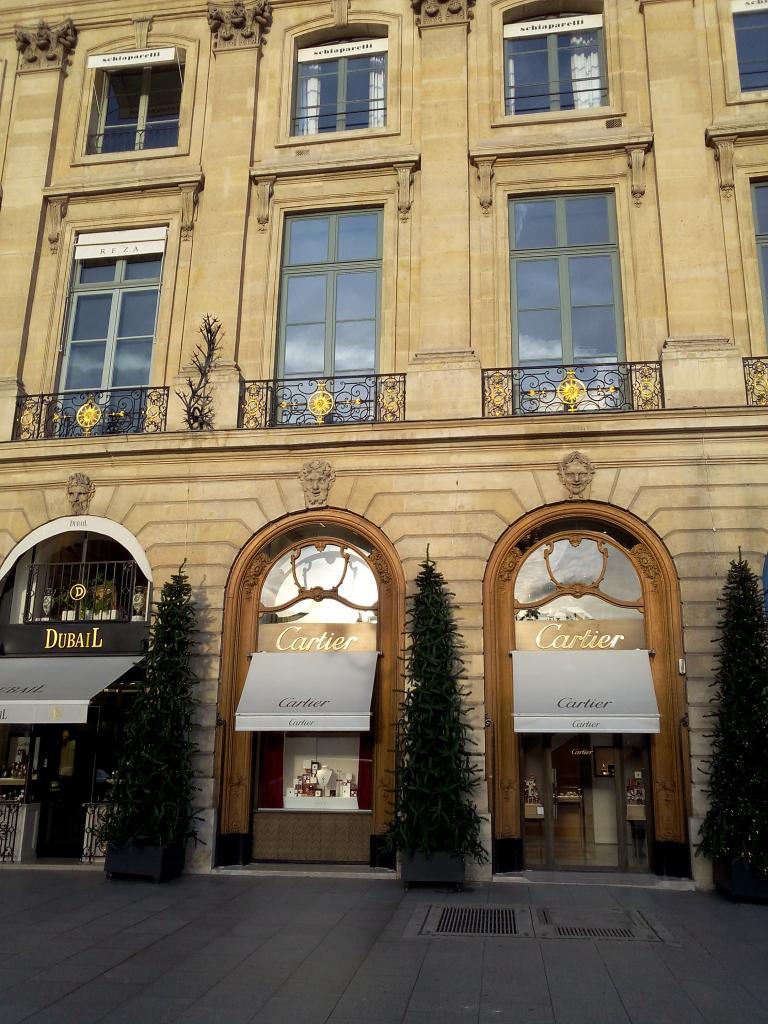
235;651;379;731
0;656;140;724
511;650;660;733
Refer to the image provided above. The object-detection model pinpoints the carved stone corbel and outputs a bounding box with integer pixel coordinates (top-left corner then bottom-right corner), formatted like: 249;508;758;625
254;175;276;231
133;16;153;50
180;179;204;240
411;0;476;28
474;156;495;215
626;144;648;207
330;0;350;26
394;163;415;222
208;1;273;51
15;19;78;72
47;197;68;254
709;134;736;200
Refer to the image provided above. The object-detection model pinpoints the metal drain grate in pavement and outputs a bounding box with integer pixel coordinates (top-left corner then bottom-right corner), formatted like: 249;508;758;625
408;904;534;937
554;925;635;939
432;906;521;936
406;904;669;942
533;907;662;941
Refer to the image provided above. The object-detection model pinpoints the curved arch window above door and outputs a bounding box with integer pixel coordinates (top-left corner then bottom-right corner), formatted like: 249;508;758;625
514;536;642;607
260;542;378;623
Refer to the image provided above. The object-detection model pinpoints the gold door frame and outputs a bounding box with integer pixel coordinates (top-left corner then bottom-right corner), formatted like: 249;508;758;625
483;501;687;861
215;509;405;848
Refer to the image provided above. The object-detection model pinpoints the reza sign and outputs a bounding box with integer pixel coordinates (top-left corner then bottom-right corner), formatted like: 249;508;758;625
514;619;645;652
258;622;377;653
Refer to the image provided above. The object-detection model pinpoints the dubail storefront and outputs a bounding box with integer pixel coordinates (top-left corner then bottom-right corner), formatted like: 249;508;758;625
485;504;691;878
0;516;149;863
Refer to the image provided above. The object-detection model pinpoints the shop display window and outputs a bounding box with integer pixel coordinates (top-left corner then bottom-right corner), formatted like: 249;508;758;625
257;731;373;811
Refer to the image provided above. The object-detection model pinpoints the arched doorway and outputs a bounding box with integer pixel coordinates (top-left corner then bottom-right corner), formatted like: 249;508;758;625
484;503;689;877
216;510;404;867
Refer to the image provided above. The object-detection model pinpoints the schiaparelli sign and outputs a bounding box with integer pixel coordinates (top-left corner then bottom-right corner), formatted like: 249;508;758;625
0;622;148;657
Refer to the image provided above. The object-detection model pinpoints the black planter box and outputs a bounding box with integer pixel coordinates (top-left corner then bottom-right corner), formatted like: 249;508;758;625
713;858;768;903
105;844;185;883
400;851;465;889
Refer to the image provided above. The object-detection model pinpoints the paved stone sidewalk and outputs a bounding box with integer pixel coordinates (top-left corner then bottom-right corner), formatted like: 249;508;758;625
0;868;766;1024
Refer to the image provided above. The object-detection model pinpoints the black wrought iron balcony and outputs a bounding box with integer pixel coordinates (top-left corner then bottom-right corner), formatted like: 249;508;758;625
13;387;168;440
239;374;407;428
23;560;148;624
85;122;180;155
482;362;664;417
743;357;768;406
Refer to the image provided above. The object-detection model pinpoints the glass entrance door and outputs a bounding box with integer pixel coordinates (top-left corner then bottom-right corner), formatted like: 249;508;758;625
522;733;650;871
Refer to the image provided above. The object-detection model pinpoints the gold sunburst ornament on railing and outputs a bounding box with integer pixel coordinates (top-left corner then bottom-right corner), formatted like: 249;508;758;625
556;368;588;413
75;396;102;436
307;380;335;423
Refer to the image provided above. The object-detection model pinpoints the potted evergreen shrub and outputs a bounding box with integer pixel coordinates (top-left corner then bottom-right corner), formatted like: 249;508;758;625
698;554;768;901
388;550;487;887
99;565;198;882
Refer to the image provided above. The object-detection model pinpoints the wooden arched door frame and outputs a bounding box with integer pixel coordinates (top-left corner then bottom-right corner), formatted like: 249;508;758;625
483;501;689;876
215;509;405;865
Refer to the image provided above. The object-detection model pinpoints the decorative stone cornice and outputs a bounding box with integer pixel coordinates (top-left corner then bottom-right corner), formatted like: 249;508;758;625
14;18;77;72
706;131;737;200
626;142;651;207
208;1;273;50
411;0;476;28
473;156;496;215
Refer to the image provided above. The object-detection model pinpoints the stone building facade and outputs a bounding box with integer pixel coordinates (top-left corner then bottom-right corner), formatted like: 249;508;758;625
0;0;767;887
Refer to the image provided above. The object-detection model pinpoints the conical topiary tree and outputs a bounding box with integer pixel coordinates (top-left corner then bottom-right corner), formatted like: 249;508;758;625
698;555;768;879
99;565;198;851
389;550;486;863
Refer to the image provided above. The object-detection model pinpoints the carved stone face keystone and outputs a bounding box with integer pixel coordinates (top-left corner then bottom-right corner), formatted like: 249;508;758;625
557;452;594;499
299;460;335;508
66;473;95;515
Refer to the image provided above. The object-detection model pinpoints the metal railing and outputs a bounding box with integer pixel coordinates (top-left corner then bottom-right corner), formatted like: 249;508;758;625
86;122;180;154
0;803;19;863
13;387;168;440
239;374;406;428
81;803;109;863
743;357;768;406
23;560;147;624
482;362;664;417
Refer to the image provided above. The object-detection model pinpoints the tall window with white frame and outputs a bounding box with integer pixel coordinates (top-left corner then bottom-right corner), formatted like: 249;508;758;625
60;237;163;416
504;13;607;115
293;39;387;135
276;210;382;423
86;55;184;155
508;193;625;412
733;1;768;93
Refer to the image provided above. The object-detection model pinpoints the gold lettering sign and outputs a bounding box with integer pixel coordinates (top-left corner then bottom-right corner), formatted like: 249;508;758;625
514;618;645;652
44;626;104;650
258;622;377;653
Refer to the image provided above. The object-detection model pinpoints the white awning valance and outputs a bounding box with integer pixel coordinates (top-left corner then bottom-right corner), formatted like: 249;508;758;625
74;227;168;261
504;15;603;39
87;47;178;70
235;651;378;732
0;656;140;724
511;650;660;734
297;39;388;63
